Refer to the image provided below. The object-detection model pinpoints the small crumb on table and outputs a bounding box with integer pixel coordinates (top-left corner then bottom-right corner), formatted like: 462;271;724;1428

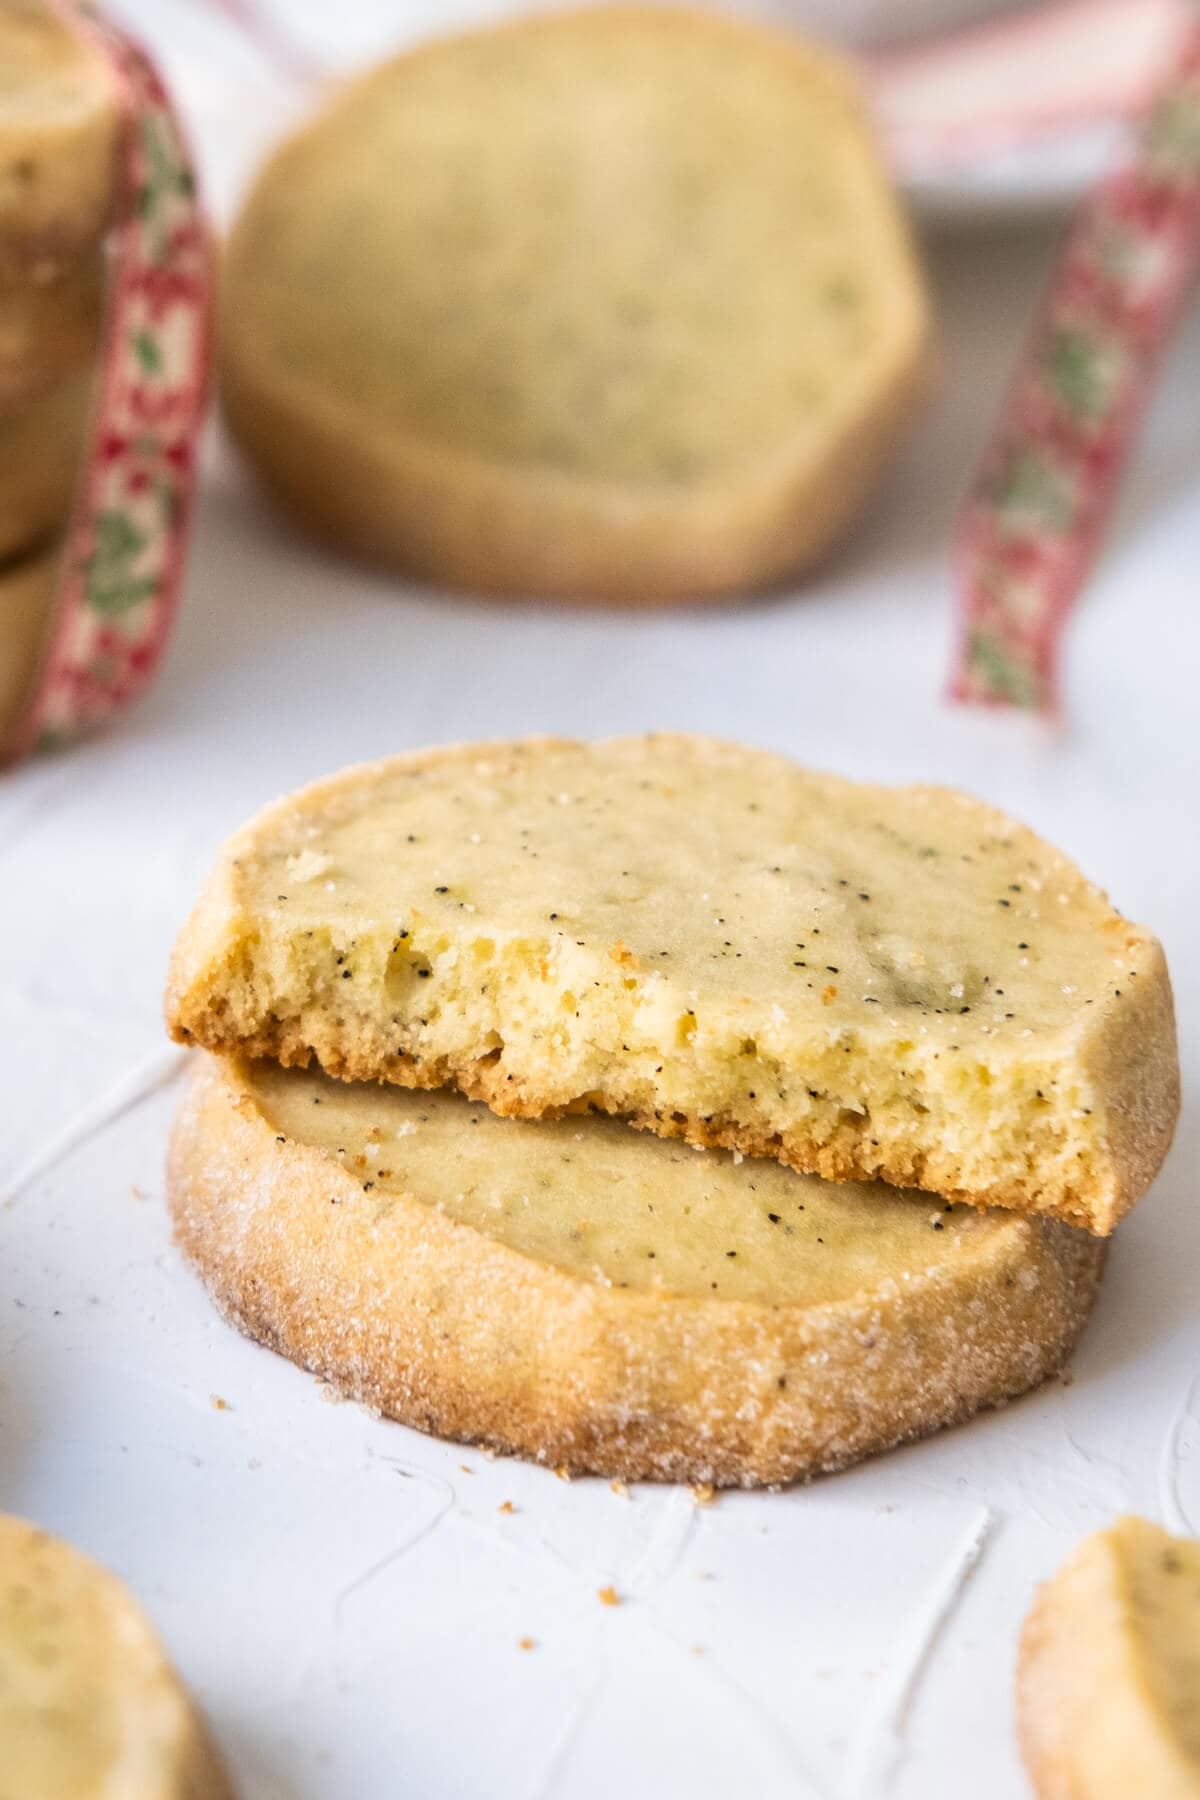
597;1585;621;1607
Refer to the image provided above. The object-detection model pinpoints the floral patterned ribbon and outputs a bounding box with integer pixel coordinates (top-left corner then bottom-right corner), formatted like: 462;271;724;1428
950;19;1200;713
2;0;214;765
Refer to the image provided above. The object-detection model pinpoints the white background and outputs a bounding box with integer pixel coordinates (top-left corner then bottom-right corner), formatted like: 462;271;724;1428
3;4;1198;1796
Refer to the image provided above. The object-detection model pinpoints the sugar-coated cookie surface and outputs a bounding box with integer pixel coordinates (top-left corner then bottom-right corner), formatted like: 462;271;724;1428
0;1512;232;1799
170;1054;1104;1487
167;735;1178;1233
1018;1517;1200;1798
220;6;929;601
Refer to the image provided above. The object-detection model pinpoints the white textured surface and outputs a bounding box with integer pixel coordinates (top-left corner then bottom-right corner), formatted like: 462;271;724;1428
3;5;1199;1796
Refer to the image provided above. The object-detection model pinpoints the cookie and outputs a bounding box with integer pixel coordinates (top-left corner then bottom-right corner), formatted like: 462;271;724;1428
0;1512;232;1799
0;0;120;276
169;1054;1104;1487
1018;1517;1200;1798
0;249;105;406
0;363;92;560
165;734;1178;1234
219;6;930;601
0;537;57;744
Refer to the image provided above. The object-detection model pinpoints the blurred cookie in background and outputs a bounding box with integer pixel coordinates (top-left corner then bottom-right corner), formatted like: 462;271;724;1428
0;0;121;732
0;536;57;745
221;6;931;604
1019;1517;1200;1798
0;365;93;562
0;246;105;406
0;0;120;277
0;1512;234;1799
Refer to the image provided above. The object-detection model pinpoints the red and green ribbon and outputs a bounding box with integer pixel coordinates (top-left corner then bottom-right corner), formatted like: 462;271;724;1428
951;20;1200;713
3;0;214;765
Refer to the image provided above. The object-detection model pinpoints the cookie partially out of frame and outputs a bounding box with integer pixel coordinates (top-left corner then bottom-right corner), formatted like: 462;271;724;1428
165;734;1179;1234
0;537;57;744
219;5;929;601
0;249;105;406
0;1512;232;1800
0;364;92;560
1018;1517;1200;1798
0;0;120;276
169;1053;1105;1488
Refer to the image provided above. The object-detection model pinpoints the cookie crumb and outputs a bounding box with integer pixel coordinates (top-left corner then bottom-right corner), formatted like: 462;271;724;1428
209;1394;230;1411
597;1585;621;1607
692;1483;716;1506
518;1636;536;1651
610;1480;628;1498
498;1500;516;1515
555;1465;572;1482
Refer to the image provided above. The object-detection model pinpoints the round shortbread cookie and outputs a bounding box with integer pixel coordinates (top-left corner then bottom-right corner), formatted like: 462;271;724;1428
0;538;57;744
0;363;92;561
220;6;929;602
0;1512;233;1799
169;1054;1105;1488
165;734;1179;1235
1018;1517;1200;1799
0;249;105;406
0;0;120;276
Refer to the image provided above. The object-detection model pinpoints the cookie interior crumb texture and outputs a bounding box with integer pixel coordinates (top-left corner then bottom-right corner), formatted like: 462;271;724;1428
1018;1517;1200;1798
0;1512;232;1799
166;735;1179;1234
169;1054;1106;1487
219;5;930;600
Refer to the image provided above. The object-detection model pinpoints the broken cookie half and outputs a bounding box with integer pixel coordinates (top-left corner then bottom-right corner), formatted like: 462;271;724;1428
166;735;1178;1233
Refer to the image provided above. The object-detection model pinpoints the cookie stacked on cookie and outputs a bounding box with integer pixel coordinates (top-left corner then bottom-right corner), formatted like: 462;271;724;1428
165;735;1179;1486
0;1;120;737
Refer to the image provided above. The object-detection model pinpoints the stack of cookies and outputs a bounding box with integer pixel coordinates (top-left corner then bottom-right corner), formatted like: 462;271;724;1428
0;1;119;739
165;735;1179;1487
